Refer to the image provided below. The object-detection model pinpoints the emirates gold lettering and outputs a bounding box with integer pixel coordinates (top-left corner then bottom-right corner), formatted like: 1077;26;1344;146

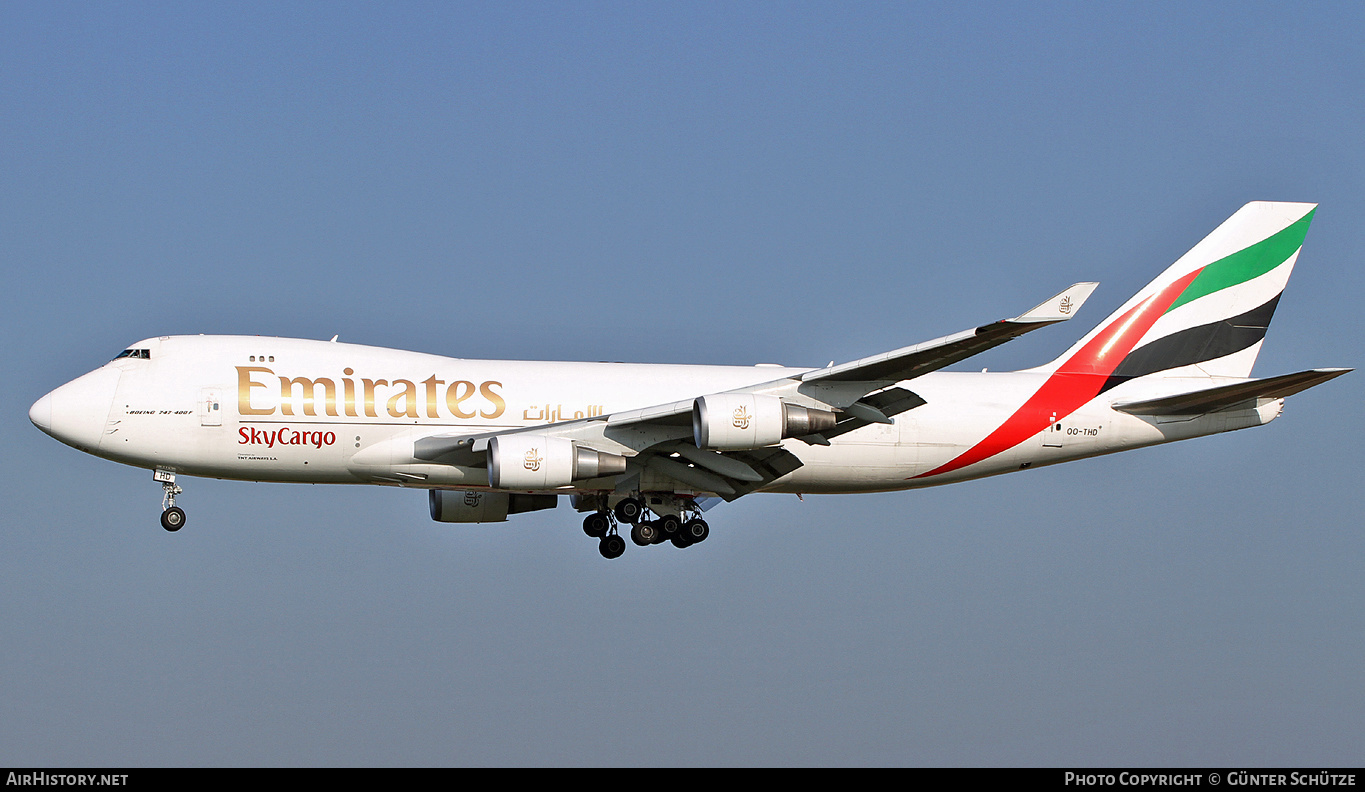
479;381;505;419
386;379;419;418
342;368;358;417
235;366;508;421
279;376;338;417
236;367;275;416
446;380;478;419
361;378;387;418
422;376;444;419
523;402;603;422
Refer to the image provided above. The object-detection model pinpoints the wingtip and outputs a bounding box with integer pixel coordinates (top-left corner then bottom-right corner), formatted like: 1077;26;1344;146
1014;281;1100;324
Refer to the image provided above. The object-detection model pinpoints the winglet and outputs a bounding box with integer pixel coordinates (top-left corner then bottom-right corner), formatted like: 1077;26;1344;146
1013;282;1099;324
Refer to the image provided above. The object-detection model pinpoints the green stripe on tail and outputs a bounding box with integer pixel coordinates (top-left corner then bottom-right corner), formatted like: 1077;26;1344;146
1165;208;1315;314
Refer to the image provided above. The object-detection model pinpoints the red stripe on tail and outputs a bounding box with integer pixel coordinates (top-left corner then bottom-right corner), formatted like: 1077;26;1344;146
913;269;1202;479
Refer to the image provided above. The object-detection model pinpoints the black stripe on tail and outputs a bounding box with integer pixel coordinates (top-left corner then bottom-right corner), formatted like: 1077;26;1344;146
1100;294;1281;394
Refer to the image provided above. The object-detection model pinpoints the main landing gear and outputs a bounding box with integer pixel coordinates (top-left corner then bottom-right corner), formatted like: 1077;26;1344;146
581;494;710;559
581;510;625;558
154;469;186;532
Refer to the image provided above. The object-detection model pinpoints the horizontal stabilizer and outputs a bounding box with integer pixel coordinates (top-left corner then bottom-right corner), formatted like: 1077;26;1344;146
1112;368;1350;416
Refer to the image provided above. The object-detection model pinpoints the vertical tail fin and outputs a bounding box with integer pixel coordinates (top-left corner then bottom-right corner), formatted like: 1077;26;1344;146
1044;201;1316;384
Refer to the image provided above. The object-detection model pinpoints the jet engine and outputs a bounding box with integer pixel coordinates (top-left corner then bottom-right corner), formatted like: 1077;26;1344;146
428;489;559;523
692;394;837;450
487;434;628;489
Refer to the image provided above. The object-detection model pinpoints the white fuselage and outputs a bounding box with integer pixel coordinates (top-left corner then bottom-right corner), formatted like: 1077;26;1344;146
32;335;1279;496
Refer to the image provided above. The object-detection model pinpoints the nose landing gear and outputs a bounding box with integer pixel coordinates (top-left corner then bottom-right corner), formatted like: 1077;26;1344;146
154;469;186;532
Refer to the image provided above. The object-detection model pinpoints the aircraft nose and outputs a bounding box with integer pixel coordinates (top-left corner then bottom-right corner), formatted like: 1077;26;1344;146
31;367;121;452
29;391;53;433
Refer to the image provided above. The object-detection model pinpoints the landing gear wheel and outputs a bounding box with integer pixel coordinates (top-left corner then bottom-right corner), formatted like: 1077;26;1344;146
670;532;692;548
599;534;626;559
613;498;644;524
583;511;610;538
682;519;709;544
155;470;184;533
160;507;186;532
656;514;682;537
631;521;659;546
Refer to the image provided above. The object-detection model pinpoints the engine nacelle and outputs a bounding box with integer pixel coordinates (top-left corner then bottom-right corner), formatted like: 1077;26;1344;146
428;489;559;523
487;434;628;489
692;394;837;450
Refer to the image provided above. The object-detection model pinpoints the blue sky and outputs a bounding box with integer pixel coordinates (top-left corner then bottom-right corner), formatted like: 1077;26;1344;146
2;2;1362;766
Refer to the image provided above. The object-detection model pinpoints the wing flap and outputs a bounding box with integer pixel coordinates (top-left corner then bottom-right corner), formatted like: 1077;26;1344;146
801;386;926;443
631;443;804;500
714;446;805;501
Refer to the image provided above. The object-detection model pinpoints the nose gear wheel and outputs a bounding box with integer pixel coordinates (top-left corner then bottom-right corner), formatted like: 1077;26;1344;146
155;470;186;532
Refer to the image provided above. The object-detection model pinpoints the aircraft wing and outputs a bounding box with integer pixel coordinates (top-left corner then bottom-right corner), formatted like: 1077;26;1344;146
799;281;1098;384
590;280;1097;432
402;281;1097;496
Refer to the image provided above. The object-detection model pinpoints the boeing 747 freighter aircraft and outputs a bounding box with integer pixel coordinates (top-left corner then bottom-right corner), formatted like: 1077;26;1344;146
30;202;1348;558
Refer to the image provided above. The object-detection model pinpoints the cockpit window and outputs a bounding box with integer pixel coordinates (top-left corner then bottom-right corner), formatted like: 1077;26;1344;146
113;349;151;361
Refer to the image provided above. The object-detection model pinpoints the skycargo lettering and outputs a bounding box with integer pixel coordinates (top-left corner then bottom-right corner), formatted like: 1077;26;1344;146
236;366;506;420
238;426;337;449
